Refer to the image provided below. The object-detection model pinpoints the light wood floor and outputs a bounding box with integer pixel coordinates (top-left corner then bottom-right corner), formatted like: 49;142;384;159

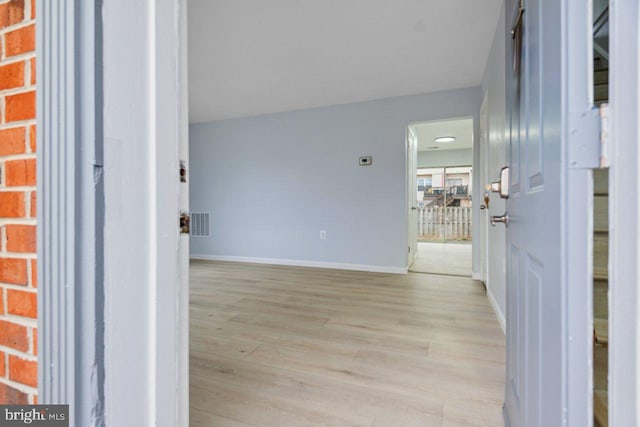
190;260;505;427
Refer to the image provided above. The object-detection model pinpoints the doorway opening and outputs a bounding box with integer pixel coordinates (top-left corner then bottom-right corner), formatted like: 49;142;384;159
592;0;609;424
407;118;474;276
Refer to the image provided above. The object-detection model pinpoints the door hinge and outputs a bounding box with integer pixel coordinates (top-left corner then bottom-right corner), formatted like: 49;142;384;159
180;161;187;183
180;212;190;234
568;107;600;169
568;104;610;169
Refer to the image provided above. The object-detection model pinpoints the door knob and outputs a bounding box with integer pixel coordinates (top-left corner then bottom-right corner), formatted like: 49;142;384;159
491;213;509;227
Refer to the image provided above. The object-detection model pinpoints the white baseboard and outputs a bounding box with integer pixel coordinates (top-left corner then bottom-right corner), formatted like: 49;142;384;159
190;254;408;275
472;271;482;281
487;288;506;334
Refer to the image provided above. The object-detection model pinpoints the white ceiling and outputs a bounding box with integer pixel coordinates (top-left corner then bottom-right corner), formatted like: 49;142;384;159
412;118;473;151
188;0;502;123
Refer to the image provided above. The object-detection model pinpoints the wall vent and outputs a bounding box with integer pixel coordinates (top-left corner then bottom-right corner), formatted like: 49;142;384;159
190;212;211;237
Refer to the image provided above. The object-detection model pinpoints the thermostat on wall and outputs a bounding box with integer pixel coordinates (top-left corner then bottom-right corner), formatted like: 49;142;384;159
359;156;372;166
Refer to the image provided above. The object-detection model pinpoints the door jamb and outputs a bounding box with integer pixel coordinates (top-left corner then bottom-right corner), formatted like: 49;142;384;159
565;0;597;424
609;1;640;424
406;125;418;269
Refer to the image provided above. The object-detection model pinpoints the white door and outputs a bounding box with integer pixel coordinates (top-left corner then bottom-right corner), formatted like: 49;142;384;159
407;126;418;267
502;0;592;425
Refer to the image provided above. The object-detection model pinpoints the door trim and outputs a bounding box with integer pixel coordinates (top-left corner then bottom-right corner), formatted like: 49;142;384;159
37;1;106;424
609;1;640;425
406;125;418;268
565;0;597;425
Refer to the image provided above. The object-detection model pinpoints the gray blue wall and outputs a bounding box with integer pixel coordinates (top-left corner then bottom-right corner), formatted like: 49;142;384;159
190;87;481;271
418;148;473;168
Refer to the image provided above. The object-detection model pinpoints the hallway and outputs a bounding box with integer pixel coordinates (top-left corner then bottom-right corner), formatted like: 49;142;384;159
410;242;473;277
190;261;505;427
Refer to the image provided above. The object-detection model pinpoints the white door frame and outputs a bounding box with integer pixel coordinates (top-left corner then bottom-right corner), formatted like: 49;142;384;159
609;0;640;424
406;125;418;268
479;92;490;285
565;0;597;424
101;0;188;424
37;0;106;424
37;0;189;426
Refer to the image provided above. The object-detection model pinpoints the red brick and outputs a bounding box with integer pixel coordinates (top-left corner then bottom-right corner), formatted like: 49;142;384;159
0;258;28;285
0;192;25;217
6;225;36;253
29;57;35;85
0;351;5;377
30;191;36;218
32;327;37;355
28;124;35;152
0;382;28;404
8;355;36;387
7;289;36;318
30;259;36;288
0;289;3;315
0;320;29;351
0;127;26;156
0;0;25;30
5;91;35;122
30;0;34;19
4;24;35;57
4;158;36;186
0;61;24;90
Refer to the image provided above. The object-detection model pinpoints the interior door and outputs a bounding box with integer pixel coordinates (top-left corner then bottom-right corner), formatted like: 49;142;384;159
503;0;572;424
407;126;418;267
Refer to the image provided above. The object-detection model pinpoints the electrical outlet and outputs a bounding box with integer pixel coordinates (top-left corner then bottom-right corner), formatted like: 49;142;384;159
320;230;327;240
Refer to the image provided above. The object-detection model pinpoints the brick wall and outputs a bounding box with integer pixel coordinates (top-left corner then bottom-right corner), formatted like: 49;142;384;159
0;0;37;404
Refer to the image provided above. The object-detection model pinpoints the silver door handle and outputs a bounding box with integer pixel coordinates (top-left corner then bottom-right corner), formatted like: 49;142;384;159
491;213;509;227
490;166;510;199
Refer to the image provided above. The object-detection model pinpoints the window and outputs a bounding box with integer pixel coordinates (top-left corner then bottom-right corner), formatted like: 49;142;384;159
417;177;432;192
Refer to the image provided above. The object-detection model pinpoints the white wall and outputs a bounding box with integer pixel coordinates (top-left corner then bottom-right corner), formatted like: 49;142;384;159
417;148;472;168
190;87;481;272
480;4;507;330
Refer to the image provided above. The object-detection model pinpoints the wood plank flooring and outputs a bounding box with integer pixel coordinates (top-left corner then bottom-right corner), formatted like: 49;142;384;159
190;260;505;427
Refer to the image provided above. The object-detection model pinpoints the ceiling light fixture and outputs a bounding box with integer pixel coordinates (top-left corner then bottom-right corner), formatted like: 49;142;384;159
434;136;456;143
